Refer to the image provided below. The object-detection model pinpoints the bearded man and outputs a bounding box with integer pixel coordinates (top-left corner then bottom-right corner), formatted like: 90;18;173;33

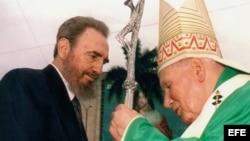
0;16;109;141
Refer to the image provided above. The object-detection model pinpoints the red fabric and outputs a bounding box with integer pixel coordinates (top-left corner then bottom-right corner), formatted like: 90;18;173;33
155;115;173;139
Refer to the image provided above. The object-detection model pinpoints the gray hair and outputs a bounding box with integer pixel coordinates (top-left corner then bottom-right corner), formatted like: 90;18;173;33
53;16;109;58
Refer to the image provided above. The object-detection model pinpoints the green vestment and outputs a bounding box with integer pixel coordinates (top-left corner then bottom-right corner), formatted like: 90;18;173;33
123;67;250;141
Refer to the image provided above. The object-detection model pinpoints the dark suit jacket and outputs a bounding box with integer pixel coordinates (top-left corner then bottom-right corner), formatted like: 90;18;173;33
0;65;88;141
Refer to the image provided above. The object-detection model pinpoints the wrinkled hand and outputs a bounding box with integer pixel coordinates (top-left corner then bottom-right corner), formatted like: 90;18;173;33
109;104;141;141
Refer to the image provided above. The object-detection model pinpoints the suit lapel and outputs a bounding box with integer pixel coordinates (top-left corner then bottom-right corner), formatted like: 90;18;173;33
43;65;87;141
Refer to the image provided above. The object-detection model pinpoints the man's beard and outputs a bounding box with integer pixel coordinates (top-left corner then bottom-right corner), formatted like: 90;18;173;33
62;56;98;100
68;80;98;100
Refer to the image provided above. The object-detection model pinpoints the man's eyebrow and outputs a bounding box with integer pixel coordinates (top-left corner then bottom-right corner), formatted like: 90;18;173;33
88;51;109;64
86;51;101;56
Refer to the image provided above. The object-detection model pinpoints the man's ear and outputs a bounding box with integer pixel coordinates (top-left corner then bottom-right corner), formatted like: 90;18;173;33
191;58;205;82
57;38;70;59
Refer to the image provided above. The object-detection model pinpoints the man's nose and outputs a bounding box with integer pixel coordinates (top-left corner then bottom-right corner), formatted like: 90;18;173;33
92;60;104;75
163;93;173;108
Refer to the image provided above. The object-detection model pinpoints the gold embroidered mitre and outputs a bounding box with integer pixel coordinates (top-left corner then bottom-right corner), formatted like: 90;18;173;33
157;0;222;72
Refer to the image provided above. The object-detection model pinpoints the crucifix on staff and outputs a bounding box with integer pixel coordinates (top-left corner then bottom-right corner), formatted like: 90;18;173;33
116;0;145;109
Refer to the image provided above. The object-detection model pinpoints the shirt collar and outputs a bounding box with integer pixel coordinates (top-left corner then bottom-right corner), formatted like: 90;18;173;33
51;63;75;100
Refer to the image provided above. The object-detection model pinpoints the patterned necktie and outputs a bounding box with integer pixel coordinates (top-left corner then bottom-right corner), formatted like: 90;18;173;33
72;97;84;129
72;97;89;141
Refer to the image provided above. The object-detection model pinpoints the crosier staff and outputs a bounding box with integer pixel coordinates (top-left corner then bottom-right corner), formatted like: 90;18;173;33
116;0;145;109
